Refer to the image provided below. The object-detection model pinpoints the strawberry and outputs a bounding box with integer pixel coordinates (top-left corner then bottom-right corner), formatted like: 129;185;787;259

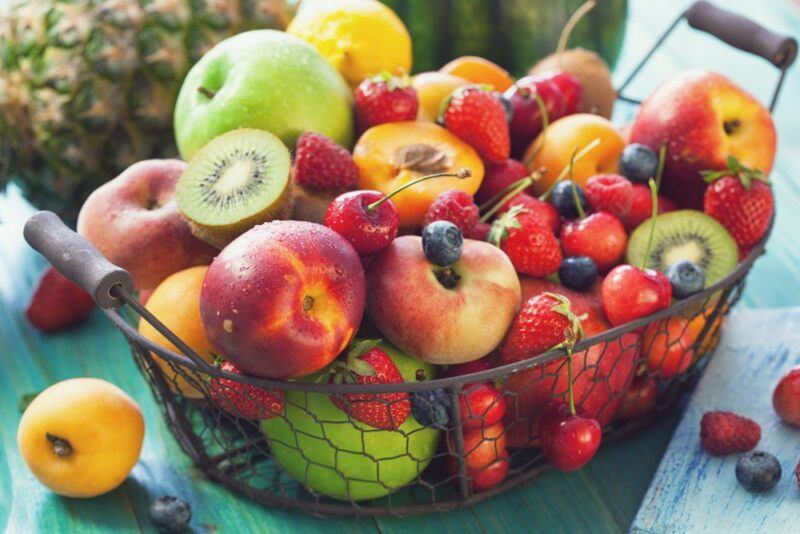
475;159;529;205
330;340;410;430
622;183;678;231
441;86;510;164
354;72;419;133
26;267;95;332
464;221;491;241
702;157;774;251
584;174;633;219
497;192;561;234
489;205;562;277
293;132;360;192
209;361;284;420
499;292;584;364
700;410;761;456
423;189;479;232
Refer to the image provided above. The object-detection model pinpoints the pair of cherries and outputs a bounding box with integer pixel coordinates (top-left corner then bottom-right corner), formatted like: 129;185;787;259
324;169;471;256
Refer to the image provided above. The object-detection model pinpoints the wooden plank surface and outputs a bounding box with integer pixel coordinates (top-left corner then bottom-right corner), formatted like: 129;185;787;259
1;1;799;533
631;307;800;533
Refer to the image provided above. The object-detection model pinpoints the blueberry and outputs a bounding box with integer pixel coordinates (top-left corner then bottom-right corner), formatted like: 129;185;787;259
550;181;587;219
620;143;659;183
149;496;192;533
666;260;705;299
422;221;463;266
411;388;451;428
559;256;598;291
736;451;781;493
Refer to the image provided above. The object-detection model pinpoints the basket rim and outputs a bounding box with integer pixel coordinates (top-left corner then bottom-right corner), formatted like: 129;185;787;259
107;223;767;395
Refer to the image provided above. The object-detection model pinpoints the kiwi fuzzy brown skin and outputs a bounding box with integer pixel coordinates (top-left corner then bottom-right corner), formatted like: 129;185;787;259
176;128;293;249
531;48;615;118
290;181;342;225
626;210;738;286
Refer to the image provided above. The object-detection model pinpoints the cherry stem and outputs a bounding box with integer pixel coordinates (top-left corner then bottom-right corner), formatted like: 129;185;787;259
539;138;601;201
556;0;597;59
478;169;544;223
365;169;470;212
567;148;586;219
640;178;659;270
522;93;551;167
566;347;576;416
655;144;667;191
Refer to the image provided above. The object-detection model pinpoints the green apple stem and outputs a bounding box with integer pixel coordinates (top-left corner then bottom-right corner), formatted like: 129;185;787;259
522;93;551;167
556;0;597;58
478;169;544;223
539;137;601;201
197;86;216;99
365;169;471;213
655;144;667;191
640;178;659;270
568;148;586;219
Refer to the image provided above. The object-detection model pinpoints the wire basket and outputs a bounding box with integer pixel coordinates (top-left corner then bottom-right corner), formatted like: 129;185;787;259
22;1;796;519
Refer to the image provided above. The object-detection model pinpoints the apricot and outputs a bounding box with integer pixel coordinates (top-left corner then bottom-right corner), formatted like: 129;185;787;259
525;114;625;196
353;121;484;229
440;56;514;92
139;266;214;399
17;378;144;497
411;71;470;123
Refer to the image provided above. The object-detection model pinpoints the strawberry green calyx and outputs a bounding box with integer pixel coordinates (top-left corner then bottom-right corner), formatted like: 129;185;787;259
369;70;411;90
543;292;585;350
329;339;382;383
701;156;770;191
438;84;493;122
488;204;527;247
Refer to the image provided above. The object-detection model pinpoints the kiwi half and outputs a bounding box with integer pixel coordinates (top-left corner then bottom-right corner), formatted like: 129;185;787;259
626;210;738;286
176;128;293;248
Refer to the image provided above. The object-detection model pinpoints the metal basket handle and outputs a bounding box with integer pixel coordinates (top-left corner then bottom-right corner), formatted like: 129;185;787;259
617;0;798;111
24;211;134;309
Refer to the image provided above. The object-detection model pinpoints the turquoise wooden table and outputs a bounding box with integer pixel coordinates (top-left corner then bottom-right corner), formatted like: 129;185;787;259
2;1;799;532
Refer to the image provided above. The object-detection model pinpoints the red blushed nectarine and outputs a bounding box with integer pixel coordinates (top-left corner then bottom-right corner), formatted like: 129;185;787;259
77;160;217;290
200;221;366;379
631;69;776;208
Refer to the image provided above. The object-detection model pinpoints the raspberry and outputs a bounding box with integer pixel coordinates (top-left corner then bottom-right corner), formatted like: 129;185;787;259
700;411;761;456
585;174;633;219
292;132;360;192
423;189;479;232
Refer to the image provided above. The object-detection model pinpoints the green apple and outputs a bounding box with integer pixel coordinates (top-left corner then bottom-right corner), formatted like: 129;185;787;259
261;341;441;501
174;30;354;160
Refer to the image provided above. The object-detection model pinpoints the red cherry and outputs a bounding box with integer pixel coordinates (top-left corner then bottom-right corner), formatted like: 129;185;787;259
773;368;800;426
324;190;399;256
617;376;659;421
504;75;565;157
475;159;529;205
538;402;601;472
325;169;470;256
538;69;582;115
459;382;507;430
601;264;672;326
642;318;695;378
560;212;627;271
470;456;510;492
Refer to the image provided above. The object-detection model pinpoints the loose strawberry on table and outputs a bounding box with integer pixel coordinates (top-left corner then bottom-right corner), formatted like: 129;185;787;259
700;411;761;456
26;267;95;333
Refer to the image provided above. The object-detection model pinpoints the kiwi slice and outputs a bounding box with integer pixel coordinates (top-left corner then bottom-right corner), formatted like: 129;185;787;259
626;210;738;286
176;128;293;248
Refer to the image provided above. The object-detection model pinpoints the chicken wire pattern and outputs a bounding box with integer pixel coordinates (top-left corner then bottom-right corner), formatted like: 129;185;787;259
104;260;748;517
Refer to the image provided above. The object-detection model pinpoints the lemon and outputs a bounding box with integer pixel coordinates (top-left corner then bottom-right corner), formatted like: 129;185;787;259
287;0;412;87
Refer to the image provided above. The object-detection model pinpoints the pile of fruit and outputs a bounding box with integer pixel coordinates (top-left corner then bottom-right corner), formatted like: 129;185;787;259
23;0;778;505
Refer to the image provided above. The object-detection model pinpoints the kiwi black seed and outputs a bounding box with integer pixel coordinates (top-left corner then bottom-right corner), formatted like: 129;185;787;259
626;210;738;286
176;128;292;248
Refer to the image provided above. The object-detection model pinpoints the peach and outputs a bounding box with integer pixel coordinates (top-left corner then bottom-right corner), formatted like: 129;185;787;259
200;220;365;379
354;121;484;229
77;160;217;290
524;114;625;196
440;56;514;92
366;236;521;364
411;71;470;123
631;69;776;208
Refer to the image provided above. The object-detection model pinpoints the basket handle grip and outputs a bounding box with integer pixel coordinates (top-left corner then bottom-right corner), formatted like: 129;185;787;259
24;211;134;309
685;1;798;69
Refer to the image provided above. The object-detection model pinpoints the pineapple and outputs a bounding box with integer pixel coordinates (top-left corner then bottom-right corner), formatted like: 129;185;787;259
0;0;291;222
